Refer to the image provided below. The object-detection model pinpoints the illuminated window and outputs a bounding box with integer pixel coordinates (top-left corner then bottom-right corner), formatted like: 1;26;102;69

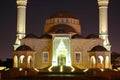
105;56;109;68
28;56;32;68
98;56;103;64
91;56;96;64
43;52;49;62
90;56;96;68
20;55;25;63
97;55;104;68
75;52;81;63
28;56;32;63
14;55;18;67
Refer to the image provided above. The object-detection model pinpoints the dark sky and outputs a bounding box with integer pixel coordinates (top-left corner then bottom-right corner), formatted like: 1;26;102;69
0;0;120;60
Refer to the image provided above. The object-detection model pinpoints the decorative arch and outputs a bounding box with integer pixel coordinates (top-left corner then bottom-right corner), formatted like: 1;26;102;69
27;56;32;68
19;55;25;63
105;56;110;68
98;56;104;64
97;55;104;68
90;56;96;68
14;55;18;67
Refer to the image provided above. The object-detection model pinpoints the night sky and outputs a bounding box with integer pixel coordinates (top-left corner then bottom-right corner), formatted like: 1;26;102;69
0;0;120;60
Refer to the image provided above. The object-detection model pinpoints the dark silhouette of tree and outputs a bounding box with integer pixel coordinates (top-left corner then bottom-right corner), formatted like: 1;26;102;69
0;58;13;68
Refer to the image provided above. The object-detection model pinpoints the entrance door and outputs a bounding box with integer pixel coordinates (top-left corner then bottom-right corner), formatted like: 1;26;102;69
58;54;66;66
52;36;71;66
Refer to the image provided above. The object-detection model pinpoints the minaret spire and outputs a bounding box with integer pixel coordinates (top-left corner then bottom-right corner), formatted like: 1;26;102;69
14;0;28;50
97;0;111;50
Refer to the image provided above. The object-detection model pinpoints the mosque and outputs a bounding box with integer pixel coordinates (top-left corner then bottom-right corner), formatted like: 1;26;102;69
13;0;111;71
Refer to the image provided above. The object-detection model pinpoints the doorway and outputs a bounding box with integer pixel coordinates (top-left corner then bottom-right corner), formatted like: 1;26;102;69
58;54;66;66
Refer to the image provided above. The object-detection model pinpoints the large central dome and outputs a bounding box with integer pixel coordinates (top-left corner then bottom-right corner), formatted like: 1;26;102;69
44;11;81;34
47;24;76;34
49;11;78;19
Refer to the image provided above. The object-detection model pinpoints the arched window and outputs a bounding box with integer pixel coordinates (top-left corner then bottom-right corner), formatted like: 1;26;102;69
27;56;32;64
14;55;18;67
27;56;32;68
20;55;25;63
43;52;49;62
90;56;96;68
105;56;109;68
75;52;81;63
98;56;104;64
97;55;104;68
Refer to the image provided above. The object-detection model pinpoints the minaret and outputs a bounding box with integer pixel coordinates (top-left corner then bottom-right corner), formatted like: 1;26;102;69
97;0;111;51
14;0;28;50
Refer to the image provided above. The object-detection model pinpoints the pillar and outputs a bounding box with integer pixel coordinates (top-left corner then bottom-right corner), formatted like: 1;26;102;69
97;0;111;51
14;0;28;50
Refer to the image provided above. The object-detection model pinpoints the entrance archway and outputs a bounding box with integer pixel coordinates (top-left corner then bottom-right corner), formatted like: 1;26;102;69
97;56;104;68
56;39;67;66
52;36;71;66
58;54;66;66
90;56;96;68
14;55;18;67
28;56;32;68
105;56;109;68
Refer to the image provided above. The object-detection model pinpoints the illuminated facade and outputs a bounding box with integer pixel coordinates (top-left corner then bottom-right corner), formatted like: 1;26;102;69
13;0;111;71
13;12;111;70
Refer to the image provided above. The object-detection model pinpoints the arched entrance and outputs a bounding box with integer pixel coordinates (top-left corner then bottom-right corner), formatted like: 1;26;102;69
97;56;104;68
20;55;25;63
28;56;32;68
90;56;96;68
105;56;109;68
58;54;66;66
14;55;18;67
52;36;71;66
56;39;67;66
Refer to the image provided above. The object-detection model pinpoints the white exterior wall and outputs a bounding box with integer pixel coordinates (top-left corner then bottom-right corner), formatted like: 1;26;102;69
71;38;103;69
20;38;103;69
21;39;52;69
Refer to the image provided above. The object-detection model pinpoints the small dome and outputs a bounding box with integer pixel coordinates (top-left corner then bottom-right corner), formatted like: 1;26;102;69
47;24;76;34
24;33;39;39
49;11;77;19
72;34;84;39
16;45;33;51
90;45;107;51
86;34;99;39
40;34;52;39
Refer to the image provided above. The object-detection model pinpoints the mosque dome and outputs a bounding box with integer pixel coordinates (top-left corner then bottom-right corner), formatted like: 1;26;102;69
40;34;52;39
90;45;107;51
49;11;77;19
44;11;81;34
16;45;33;51
86;34;99;39
24;33;39;39
72;34;84;39
47;24;76;34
